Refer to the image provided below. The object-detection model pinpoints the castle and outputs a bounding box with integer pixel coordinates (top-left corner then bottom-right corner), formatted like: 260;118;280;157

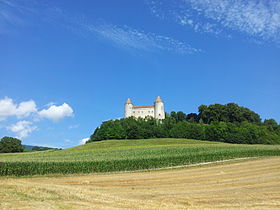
124;96;165;119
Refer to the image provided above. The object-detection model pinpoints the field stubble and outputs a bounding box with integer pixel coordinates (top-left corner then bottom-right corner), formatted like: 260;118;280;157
0;157;279;209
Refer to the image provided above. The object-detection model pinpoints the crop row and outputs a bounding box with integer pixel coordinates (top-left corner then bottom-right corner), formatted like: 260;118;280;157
1;143;279;163
1;148;280;176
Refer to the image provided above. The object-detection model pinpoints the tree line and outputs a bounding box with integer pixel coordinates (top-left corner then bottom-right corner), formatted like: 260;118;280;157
0;136;59;153
88;103;280;145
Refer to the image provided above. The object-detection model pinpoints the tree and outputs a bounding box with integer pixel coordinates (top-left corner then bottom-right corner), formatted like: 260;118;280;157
204;122;228;142
32;146;41;151
198;103;261;124
170;111;187;122
0;136;24;153
198;104;209;124
263;119;279;133
264;119;278;126
186;113;199;123
161;115;176;137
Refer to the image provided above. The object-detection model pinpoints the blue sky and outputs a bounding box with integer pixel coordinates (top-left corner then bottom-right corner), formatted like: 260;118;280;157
0;0;280;148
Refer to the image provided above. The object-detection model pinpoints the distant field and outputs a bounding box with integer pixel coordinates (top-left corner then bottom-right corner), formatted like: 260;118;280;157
0;138;280;176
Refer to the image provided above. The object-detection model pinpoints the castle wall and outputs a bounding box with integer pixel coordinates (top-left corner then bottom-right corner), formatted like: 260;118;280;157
131;107;155;118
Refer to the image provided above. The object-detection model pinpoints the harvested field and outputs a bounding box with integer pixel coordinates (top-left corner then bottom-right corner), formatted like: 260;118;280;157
1;157;280;209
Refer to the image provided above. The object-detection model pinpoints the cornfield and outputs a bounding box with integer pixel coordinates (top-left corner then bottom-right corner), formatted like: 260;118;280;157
1;138;280;176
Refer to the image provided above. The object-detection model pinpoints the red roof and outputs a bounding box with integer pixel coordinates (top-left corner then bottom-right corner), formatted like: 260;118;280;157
125;98;132;104
155;96;163;103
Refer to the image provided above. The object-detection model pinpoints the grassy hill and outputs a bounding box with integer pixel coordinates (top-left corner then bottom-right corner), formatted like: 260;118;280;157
1;138;280;176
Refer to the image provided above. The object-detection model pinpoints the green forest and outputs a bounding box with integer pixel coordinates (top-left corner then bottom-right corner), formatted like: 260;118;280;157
89;103;280;145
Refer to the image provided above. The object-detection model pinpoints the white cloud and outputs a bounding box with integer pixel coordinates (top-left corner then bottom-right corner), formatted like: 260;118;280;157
16;100;37;117
186;0;280;41
0;0;36;34
147;0;280;43
7;120;37;139
45;102;56;107
0;97;74;139
0;97;74;123
0;1;24;25
0;97;37;121
38;103;74;122
1;0;202;54
86;23;202;54
79;137;89;145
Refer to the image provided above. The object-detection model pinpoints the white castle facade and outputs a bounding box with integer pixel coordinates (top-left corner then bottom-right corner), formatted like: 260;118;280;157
124;96;165;120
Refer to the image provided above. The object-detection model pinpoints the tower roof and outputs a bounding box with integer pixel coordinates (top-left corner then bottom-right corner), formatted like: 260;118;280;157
125;98;132;104
155;96;163;103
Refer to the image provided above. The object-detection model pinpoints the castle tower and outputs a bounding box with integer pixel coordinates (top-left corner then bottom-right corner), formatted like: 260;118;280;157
124;98;133;118
154;96;165;119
